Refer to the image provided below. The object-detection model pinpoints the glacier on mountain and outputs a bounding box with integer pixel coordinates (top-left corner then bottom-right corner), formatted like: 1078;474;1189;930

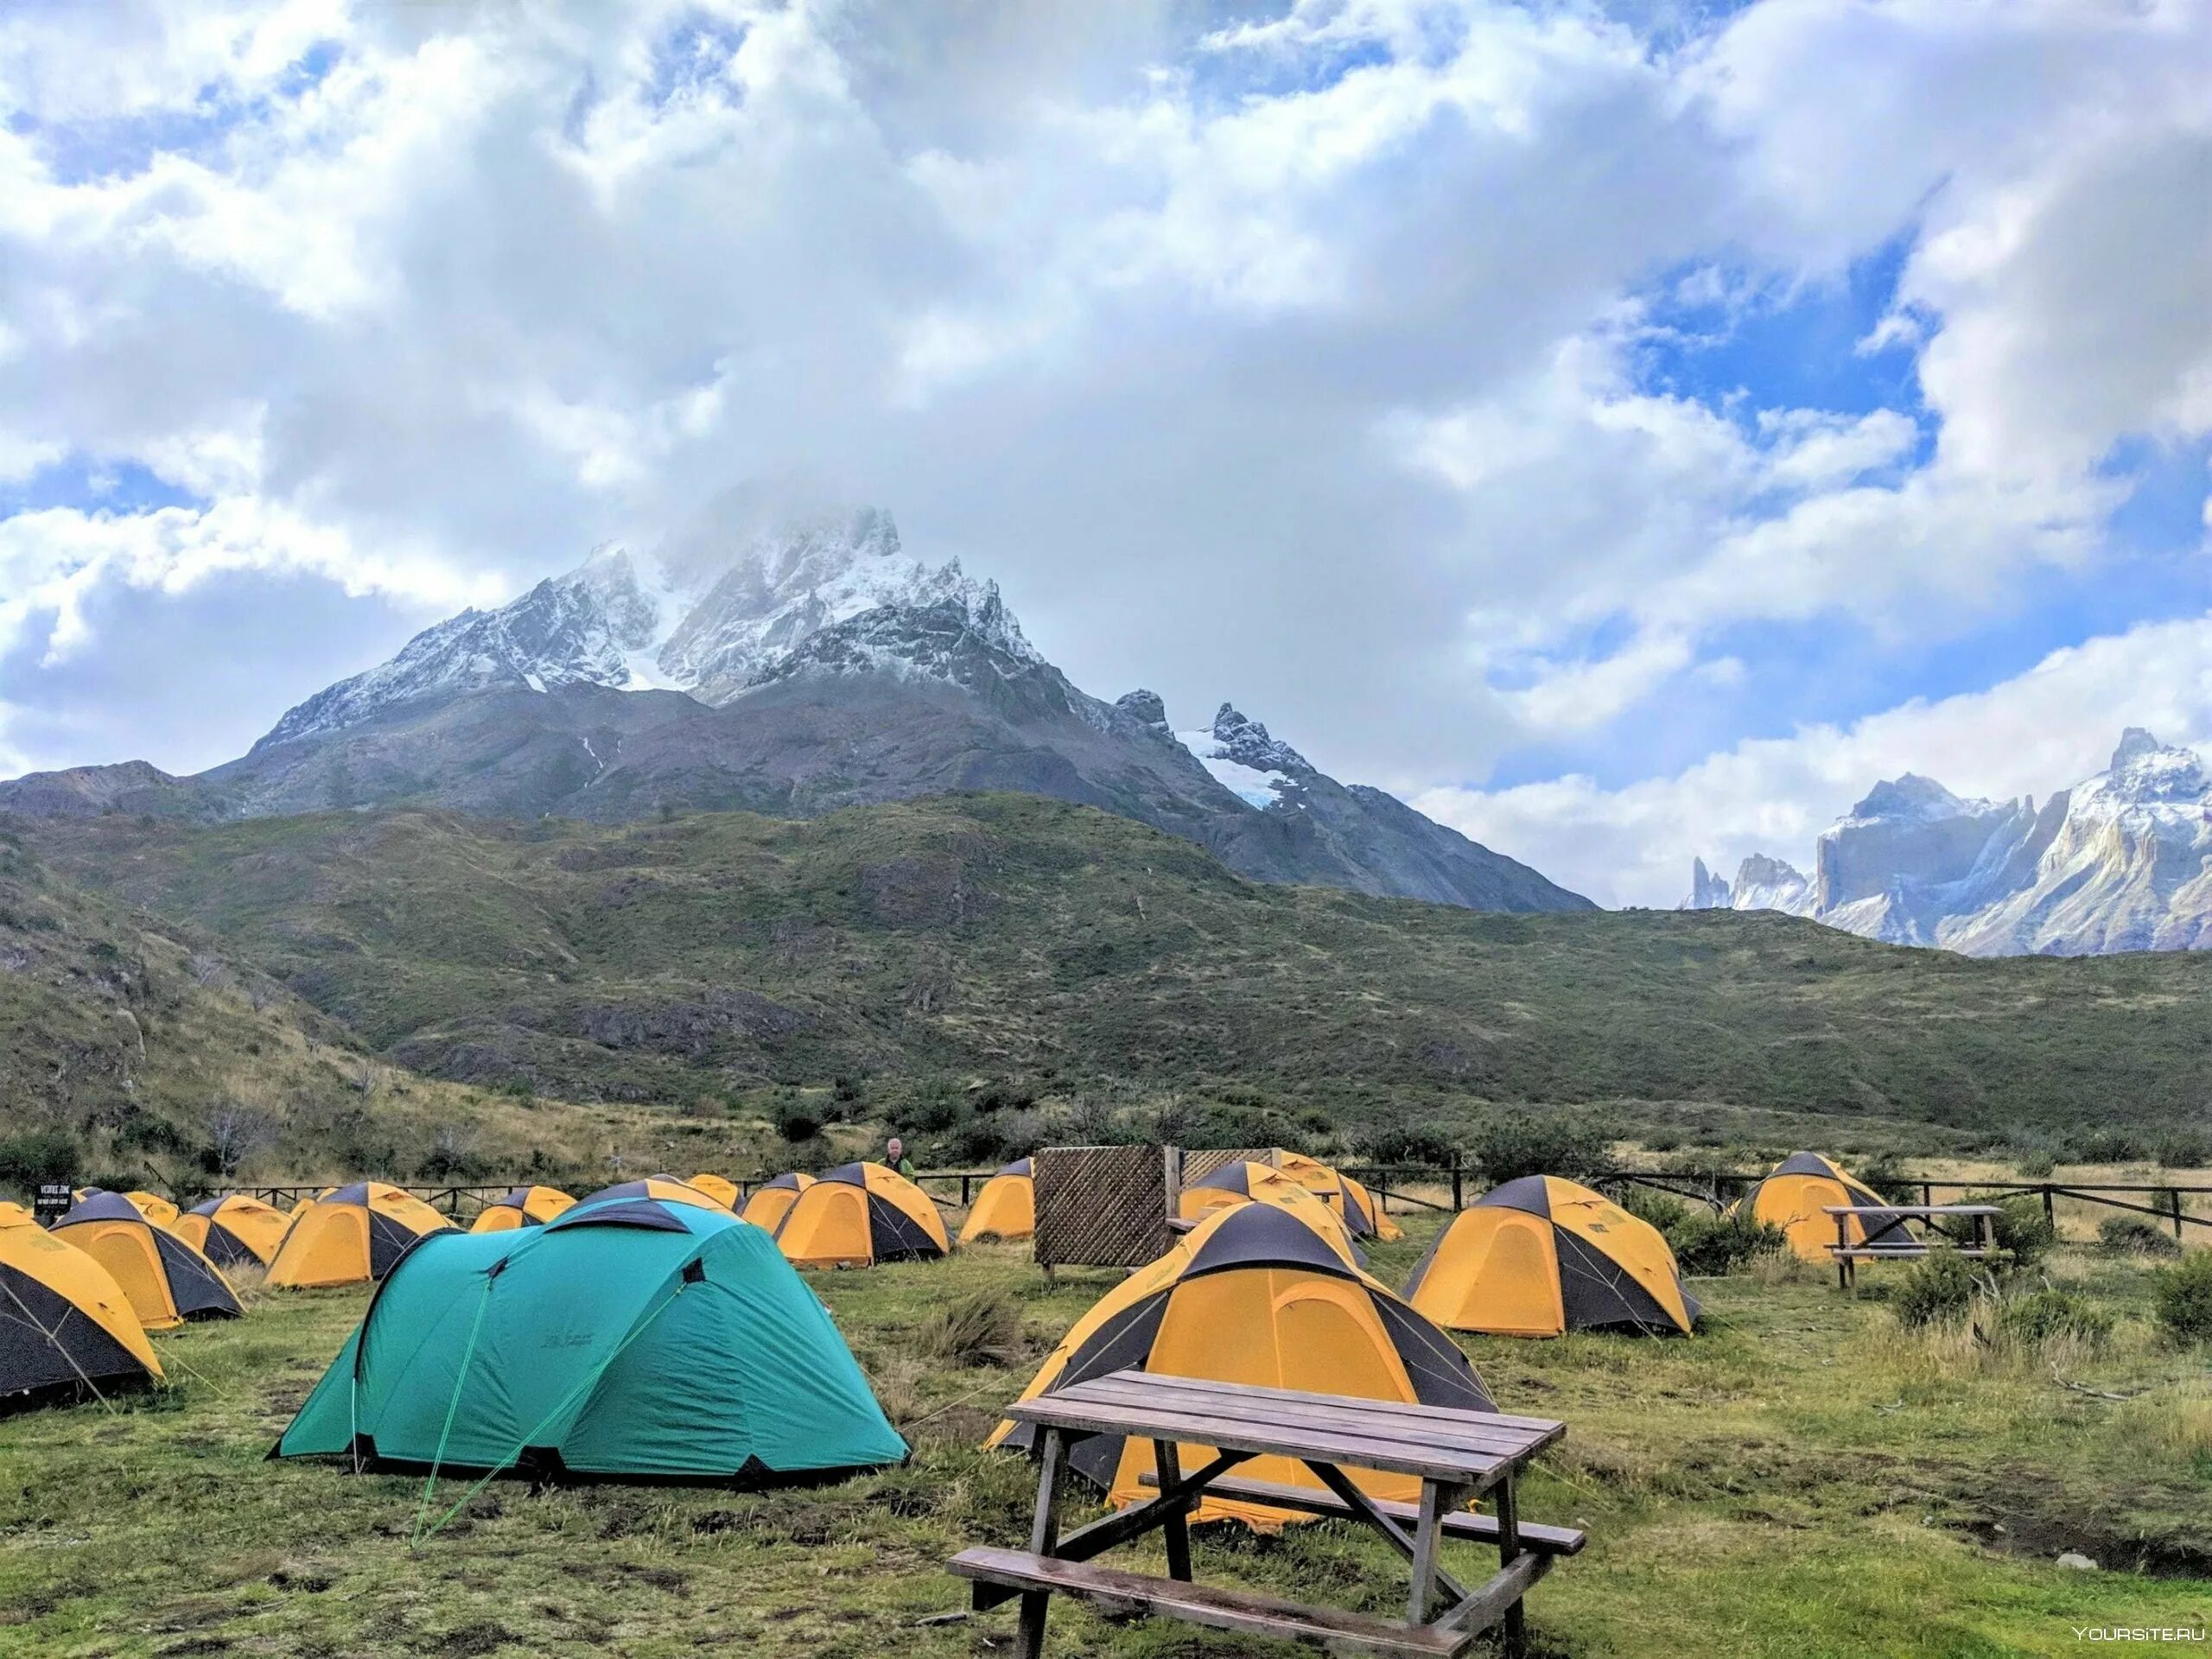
1686;729;2212;956
1175;705;1309;810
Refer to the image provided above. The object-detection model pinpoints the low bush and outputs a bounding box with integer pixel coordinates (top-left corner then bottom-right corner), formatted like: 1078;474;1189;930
773;1102;822;1143
1614;1183;1693;1236
2098;1216;2183;1258
1355;1121;1459;1169
1893;1250;1977;1328
1470;1113;1605;1186
2152;1251;2212;1347
2156;1133;2211;1170
0;1128;83;1193
1980;1195;2057;1269
1997;1287;2114;1351
1669;1208;1785;1276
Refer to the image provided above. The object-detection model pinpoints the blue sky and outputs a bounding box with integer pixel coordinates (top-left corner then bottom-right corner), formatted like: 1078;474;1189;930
0;0;2205;906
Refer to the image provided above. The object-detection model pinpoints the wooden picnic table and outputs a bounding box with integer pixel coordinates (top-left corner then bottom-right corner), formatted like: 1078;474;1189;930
1826;1203;2005;1289
950;1370;1575;1657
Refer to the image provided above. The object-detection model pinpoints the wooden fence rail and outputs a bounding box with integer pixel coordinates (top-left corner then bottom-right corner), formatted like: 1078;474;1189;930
211;1167;2212;1240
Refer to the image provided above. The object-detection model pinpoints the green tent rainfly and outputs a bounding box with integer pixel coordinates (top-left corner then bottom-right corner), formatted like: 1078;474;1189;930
275;1192;906;1483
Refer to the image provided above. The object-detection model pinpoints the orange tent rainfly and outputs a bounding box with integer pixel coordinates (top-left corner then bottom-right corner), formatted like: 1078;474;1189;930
741;1172;815;1234
959;1159;1034;1244
0;1205;162;1409
122;1191;181;1230
266;1182;456;1288
51;1192;240;1330
1275;1151;1401;1241
1176;1162;1359;1255
1734;1152;1905;1261
773;1163;948;1268
174;1194;291;1267
469;1185;576;1233
990;1202;1494;1529
686;1173;741;1211
1403;1176;1698;1338
574;1176;728;1212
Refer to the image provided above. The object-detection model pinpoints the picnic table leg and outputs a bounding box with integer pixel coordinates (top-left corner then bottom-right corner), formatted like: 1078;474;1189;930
1836;1213;1849;1292
1018;1427;1068;1659
1152;1440;1192;1582
1407;1478;1446;1624
1494;1472;1528;1658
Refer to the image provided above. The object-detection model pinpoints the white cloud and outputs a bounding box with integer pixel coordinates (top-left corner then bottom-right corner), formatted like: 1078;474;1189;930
0;0;2200;901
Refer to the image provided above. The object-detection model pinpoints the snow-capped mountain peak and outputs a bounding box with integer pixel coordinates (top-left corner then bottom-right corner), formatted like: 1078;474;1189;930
255;503;1046;748
1174;703;1311;810
1682;728;2212;956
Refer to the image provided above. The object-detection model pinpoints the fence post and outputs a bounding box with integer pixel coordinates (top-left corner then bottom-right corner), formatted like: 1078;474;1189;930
1451;1156;1464;1211
962;1174;974;1206
2174;1188;2186;1242
1920;1181;1933;1209
2042;1185;2056;1227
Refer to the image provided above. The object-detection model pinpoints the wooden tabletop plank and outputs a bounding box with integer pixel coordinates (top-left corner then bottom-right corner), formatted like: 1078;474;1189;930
1067;1374;1558;1459
1007;1395;1516;1482
1007;1382;1560;1482
1054;1379;1552;1458
1103;1372;1567;1436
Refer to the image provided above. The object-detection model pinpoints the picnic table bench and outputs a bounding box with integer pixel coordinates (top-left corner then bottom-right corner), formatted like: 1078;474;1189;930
1826;1204;2005;1289
950;1370;1573;1657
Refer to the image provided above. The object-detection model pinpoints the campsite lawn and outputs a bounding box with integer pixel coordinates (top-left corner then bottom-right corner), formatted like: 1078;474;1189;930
2;1219;2207;1657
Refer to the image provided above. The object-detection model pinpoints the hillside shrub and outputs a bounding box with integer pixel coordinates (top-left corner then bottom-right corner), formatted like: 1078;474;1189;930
1894;1250;1977;1328
1354;1121;1459;1169
1614;1183;1693;1235
0;1128;84;1192
1998;1288;2113;1351
2098;1216;2183;1258
1976;1195;2057;1269
2067;1128;2145;1164
1470;1113;1605;1186
1669;1209;1785;1276
2152;1252;2212;1346
773;1102;822;1143
2156;1133;2211;1170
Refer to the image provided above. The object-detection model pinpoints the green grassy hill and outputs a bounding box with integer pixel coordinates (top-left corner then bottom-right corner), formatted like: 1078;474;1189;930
0;824;776;1195
22;794;2211;1152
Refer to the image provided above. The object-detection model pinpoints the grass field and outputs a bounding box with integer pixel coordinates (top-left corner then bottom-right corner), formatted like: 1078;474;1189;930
3;1213;2209;1658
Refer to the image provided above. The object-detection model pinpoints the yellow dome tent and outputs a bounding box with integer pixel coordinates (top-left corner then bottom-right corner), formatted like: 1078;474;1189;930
774;1163;948;1268
575;1176;727;1211
1403;1176;1698;1338
741;1172;815;1234
51;1192;240;1330
990;1202;1496;1529
686;1173;741;1211
1275;1151;1402;1241
266;1183;456;1288
1734;1152;1905;1261
959;1159;1034;1243
468;1185;576;1233
1176;1162;1360;1255
0;1205;162;1408
174;1194;291;1267
122;1191;181;1230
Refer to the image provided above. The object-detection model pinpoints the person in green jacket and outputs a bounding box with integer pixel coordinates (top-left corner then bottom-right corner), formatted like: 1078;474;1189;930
885;1136;917;1177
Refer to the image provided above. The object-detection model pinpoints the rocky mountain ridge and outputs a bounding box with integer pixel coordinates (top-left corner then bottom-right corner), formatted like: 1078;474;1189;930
1686;729;2212;955
0;499;1590;916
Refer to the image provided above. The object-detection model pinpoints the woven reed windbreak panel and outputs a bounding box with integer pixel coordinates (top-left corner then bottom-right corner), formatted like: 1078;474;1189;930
1033;1146;1171;1268
1178;1147;1277;1185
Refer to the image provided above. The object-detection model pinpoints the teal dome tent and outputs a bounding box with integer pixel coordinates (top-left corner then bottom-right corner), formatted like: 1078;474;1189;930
275;1192;906;1488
